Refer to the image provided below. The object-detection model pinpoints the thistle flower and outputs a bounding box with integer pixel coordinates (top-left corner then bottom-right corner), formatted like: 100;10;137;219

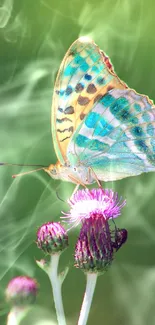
6;276;38;307
69;189;127;273
66;188;127;325
36;222;68;254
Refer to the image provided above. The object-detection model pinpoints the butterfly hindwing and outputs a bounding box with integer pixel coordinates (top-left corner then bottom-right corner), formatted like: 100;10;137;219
52;37;127;165
67;88;155;181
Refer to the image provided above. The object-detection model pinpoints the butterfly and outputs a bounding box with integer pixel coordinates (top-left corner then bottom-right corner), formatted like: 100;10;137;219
44;36;155;188
3;36;155;190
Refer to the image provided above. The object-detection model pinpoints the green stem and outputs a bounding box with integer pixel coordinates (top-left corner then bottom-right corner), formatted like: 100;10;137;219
78;273;98;325
48;254;67;325
7;307;29;325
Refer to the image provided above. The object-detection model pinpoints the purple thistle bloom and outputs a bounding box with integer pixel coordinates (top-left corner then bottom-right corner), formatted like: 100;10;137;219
36;222;68;254
75;216;113;272
64;188;126;228
68;188;127;273
6;276;38;306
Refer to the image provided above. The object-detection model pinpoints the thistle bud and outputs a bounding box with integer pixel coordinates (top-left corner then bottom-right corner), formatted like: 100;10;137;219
36;222;68;254
6;276;38;307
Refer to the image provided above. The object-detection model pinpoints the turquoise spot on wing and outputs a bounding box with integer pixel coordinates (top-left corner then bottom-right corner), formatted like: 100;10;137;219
60;90;64;96
134;103;141;112
94;119;114;137
75;134;109;151
92;65;100;73
85;112;100;128
90;52;100;61
86;48;101;62
80;61;89;72
142;112;150;122
92;64;104;74
74;55;85;65
75;134;88;147
131;126;144;137
129;116;138;124
64;65;77;76
110;97;129;115
135;139;148;153
85;112;114;136
89;139;109;151
117;109;130;121
147;123;154;136
100;94;115;107
109;96;139;124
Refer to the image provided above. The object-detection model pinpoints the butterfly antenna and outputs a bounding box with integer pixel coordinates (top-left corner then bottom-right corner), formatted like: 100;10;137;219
0;162;48;178
12;167;45;179
0;162;46;167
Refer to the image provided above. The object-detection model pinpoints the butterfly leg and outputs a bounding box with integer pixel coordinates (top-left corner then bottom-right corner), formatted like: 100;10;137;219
70;184;80;199
88;167;102;188
68;176;87;200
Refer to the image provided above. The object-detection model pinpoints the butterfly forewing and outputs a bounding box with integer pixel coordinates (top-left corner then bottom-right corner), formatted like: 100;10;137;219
52;37;127;165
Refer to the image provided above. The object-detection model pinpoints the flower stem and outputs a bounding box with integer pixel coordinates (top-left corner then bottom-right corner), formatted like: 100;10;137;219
78;273;98;325
48;254;67;325
7;307;29;325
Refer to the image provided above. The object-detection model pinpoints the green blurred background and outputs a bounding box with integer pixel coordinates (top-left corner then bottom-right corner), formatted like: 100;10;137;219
0;0;155;324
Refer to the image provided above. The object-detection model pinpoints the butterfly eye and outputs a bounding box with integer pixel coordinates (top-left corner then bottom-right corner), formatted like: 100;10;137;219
73;167;77;172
